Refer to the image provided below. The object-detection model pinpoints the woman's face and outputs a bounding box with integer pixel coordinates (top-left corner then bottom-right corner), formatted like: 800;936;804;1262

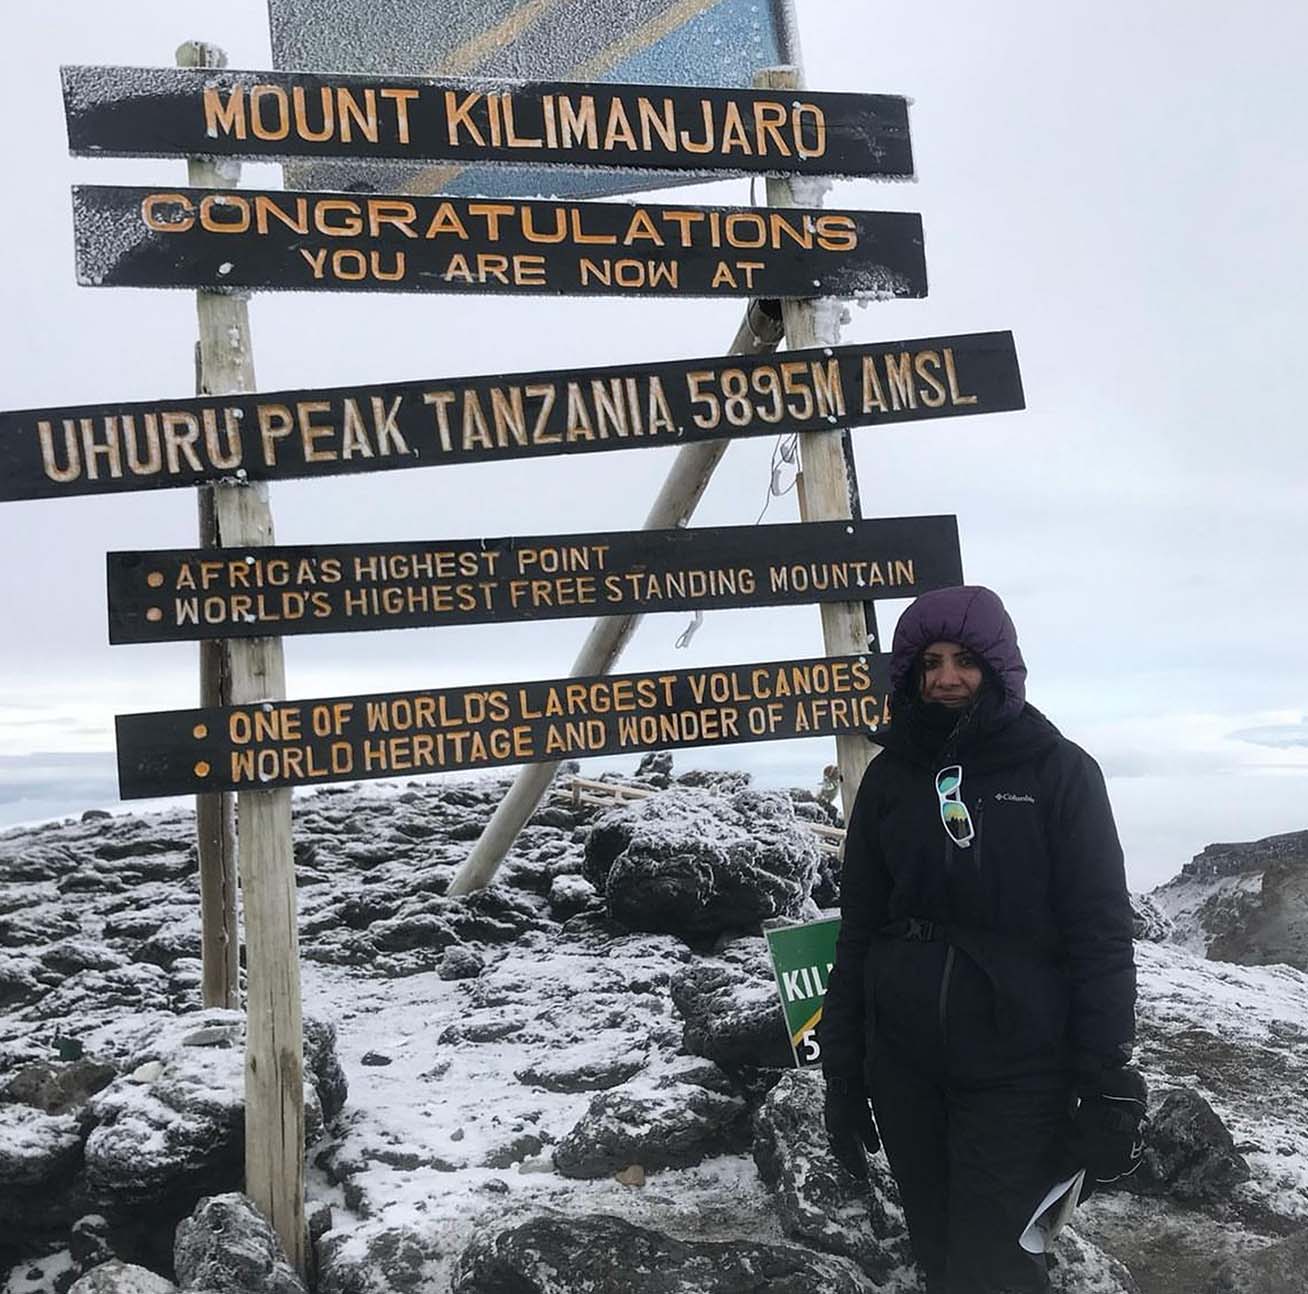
919;640;984;708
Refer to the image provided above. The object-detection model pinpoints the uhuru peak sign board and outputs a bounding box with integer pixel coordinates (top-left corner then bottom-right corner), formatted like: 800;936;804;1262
71;185;925;299
106;516;963;643
265;0;825;199
0;332;1022;501
62;66;913;181
116;653;891;798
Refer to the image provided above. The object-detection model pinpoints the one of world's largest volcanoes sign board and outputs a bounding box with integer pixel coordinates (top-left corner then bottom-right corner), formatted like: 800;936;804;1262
71;186;926;299
0;333;1022;501
115;653;891;798
62;67;914;179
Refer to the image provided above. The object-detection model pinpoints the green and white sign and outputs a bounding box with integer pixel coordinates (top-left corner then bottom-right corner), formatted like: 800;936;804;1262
764;914;840;1068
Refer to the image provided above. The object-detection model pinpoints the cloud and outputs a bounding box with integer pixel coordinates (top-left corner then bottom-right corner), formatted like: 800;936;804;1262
1229;721;1308;750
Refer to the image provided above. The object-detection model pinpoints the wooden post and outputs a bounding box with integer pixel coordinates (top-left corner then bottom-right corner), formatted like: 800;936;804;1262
177;40;305;1272
761;65;876;825
445;302;786;896
193;341;240;1009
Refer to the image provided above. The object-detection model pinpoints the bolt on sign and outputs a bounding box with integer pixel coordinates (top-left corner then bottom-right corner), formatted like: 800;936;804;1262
266;0;822;198
62;66;913;182
0;333;1022;502
765;915;841;1068
71;185;926;299
116;653;891;798
105;516;963;644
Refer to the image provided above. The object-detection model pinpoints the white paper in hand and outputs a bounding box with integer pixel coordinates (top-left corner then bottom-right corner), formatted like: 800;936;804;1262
1018;1170;1086;1254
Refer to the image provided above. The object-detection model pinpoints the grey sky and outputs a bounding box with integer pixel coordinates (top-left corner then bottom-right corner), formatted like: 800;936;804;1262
1;0;1305;888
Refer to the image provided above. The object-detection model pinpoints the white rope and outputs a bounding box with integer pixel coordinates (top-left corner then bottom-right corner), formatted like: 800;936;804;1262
674;609;704;649
754;432;800;524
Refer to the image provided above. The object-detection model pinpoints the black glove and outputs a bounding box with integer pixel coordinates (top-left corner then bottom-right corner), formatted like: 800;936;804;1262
823;1074;880;1180
1070;1064;1148;1189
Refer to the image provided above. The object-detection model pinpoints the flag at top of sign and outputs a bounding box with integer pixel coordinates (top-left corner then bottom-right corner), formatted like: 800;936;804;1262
264;0;909;196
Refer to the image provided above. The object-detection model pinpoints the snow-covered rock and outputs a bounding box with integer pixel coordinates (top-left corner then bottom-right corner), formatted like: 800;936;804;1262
77;1011;337;1214
1048;1228;1140;1293
67;1261;177;1294
1205;1225;1308;1292
1;1058;116;1113
1129;893;1173;942
1125;1088;1250;1202
0;1103;85;1237
449;1211;872;1293
1150;829;1308;968
670;937;793;1070
317;1224;442;1294
584;787;821;941
552;1082;748;1178
752;1068;909;1281
173;1192;306;1294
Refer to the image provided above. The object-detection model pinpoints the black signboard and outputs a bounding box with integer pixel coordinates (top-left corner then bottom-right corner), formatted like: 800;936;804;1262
115;653;890;798
71;185;926;300
0;332;1021;502
62;67;913;180
106;516;962;644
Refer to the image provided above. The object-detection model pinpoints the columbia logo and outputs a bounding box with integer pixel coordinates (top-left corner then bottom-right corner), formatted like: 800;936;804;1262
995;792;1035;803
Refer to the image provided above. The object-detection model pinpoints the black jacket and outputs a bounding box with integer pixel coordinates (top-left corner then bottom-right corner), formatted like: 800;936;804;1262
818;701;1136;1085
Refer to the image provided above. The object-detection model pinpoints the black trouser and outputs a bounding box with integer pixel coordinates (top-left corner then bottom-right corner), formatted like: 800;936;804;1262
868;1048;1070;1293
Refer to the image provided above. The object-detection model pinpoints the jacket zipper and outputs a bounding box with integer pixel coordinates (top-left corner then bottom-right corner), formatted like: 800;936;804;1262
939;829;956;1048
938;945;956;1047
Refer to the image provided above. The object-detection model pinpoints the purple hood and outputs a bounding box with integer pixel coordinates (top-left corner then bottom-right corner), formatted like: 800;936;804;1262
890;585;1027;720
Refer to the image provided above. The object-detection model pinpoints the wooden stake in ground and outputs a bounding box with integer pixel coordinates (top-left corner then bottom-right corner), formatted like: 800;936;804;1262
760;66;877;825
177;39;305;1272
445;300;786;896
174;45;239;1016
193;370;240;1009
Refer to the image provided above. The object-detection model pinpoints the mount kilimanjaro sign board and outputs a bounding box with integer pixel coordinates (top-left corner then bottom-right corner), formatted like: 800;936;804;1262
70;185;926;299
62;66;913;180
0;332;1022;502
105;516;963;644
115;652;891;798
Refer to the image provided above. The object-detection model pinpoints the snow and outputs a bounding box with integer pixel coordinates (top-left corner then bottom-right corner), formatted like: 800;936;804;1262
298;943;779;1289
0;1104;82;1178
0;1251;72;1294
1134;941;1308;1220
2;778;1307;1289
70;187;152;289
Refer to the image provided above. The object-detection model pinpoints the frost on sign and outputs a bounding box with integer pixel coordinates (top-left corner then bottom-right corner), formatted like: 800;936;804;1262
267;0;802;197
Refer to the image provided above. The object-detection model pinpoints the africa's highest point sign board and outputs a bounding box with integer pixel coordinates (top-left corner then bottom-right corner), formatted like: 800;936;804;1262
267;0;837;197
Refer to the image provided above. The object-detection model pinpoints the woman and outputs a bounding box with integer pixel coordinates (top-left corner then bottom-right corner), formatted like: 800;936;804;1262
817;585;1145;1293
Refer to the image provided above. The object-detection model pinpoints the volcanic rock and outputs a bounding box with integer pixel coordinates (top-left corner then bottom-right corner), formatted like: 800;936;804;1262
173;1192;307;1294
670;937;793;1071
552;1083;747;1178
584;787;820;941
450;1212;870;1293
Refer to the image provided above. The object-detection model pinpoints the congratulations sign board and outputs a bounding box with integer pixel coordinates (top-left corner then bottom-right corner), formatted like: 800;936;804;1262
1;333;1021;502
116;653;890;798
106;516;962;644
71;186;926;299
63;67;913;181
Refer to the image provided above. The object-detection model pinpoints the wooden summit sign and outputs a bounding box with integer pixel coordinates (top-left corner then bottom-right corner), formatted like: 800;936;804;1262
71;185;926;299
0;332;1021;501
62;67;913;180
116;653;891;798
106;516;962;644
